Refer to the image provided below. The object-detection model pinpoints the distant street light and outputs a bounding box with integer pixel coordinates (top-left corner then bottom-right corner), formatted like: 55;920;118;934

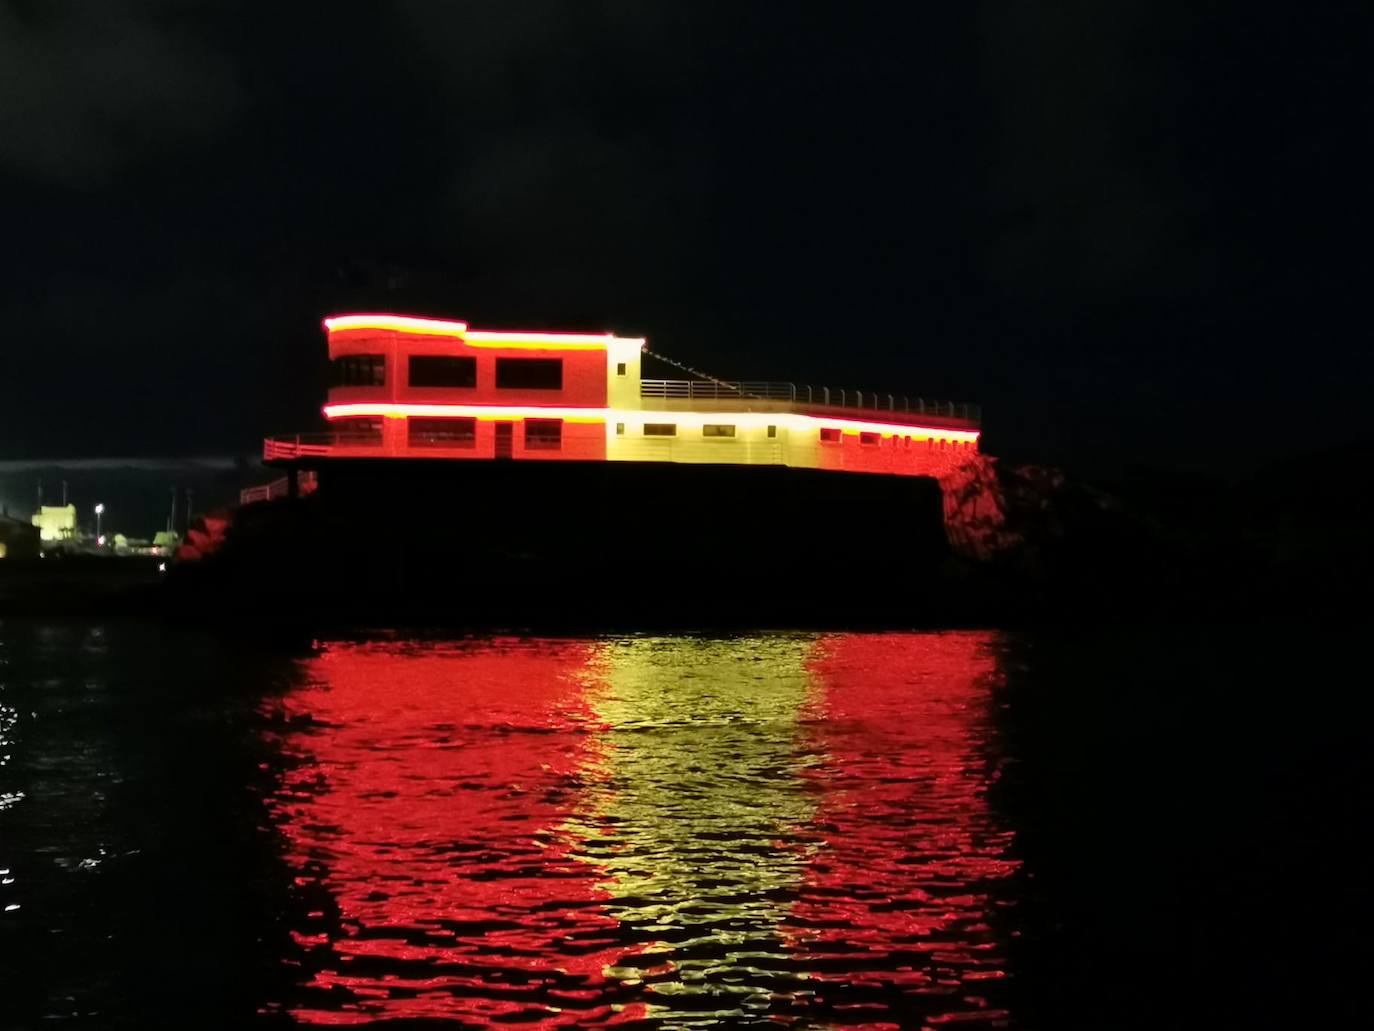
94;502;105;544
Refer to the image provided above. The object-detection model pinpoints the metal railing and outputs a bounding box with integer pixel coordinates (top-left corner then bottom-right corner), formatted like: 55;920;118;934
263;432;383;461
639;379;980;422
239;470;318;506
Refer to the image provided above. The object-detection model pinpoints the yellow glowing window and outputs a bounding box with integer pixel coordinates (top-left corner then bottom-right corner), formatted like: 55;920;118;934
819;427;841;443
702;424;735;437
643;423;677;436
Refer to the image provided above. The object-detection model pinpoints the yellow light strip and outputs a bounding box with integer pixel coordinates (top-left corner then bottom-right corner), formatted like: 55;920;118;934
324;314;469;336
464;330;616;350
323;403;980;442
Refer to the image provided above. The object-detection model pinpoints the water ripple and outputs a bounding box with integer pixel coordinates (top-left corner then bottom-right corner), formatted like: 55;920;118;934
260;633;1018;1027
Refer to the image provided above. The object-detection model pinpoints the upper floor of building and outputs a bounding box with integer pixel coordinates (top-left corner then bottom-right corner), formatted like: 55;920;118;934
323;313;646;412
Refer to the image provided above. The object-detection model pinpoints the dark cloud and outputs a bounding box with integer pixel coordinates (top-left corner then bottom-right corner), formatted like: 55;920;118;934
0;2;1368;472
0;0;241;185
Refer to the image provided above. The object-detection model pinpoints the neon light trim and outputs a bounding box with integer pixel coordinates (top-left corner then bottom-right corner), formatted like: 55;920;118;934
324;314;468;336
323;403;980;442
326;403;606;424
323;315;643;350
464;331;616;350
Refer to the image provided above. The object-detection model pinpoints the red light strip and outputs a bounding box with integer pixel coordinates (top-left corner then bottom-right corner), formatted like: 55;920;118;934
325;403;608;423
323;403;980;442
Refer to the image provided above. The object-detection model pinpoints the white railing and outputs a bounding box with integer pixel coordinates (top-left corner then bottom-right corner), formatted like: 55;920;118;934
263;432;383;461
239;470;318;506
639;380;980;422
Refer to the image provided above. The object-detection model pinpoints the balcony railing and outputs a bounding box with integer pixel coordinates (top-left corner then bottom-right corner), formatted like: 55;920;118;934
263;432;383;461
639;380;980;422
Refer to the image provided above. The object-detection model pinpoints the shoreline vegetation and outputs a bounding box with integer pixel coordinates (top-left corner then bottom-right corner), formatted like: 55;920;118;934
2;444;1368;631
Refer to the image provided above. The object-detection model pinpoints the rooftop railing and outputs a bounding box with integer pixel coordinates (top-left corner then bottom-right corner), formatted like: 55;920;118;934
639;380;980;423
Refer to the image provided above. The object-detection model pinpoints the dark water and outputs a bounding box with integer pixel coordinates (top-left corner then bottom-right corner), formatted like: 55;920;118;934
1;621;1368;1029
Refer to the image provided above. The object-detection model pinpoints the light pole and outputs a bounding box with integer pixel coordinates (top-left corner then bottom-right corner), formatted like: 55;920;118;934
94;502;104;545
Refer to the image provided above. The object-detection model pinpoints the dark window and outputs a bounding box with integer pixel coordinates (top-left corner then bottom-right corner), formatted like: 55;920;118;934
496;357;562;390
615;422;625;435
859;431;881;446
524;419;562;449
408;417;476;448
409;355;476;388
334;417;382;442
616;362;627;376
643;423;677;436
330;354;386;387
819;427;841;443
702;424;735;437
766;424;777;438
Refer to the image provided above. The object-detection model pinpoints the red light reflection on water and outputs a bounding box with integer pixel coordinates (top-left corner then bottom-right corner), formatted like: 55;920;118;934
789;632;1020;1027
262;634;1019;1027
263;641;638;1026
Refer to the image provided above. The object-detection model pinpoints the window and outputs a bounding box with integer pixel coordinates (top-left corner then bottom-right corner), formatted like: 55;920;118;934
524;419;562;449
819;427;841;443
330;354;385;387
409;355;476;388
766;425;777;438
859;431;880;446
616;362;627;376
496;357;562;390
334;417;382;442
702;424;735;437
643;423;677;436
408;417;476;448
615;423;625;435
904;436;911;448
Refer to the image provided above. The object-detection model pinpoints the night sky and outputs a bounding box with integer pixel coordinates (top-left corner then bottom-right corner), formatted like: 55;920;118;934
2;2;1370;475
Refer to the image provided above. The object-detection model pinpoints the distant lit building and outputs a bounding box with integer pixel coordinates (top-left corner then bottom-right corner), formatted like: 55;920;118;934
31;504;77;542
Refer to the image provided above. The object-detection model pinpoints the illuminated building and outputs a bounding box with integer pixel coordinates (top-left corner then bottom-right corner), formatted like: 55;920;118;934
261;313;981;478
30;504;77;542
